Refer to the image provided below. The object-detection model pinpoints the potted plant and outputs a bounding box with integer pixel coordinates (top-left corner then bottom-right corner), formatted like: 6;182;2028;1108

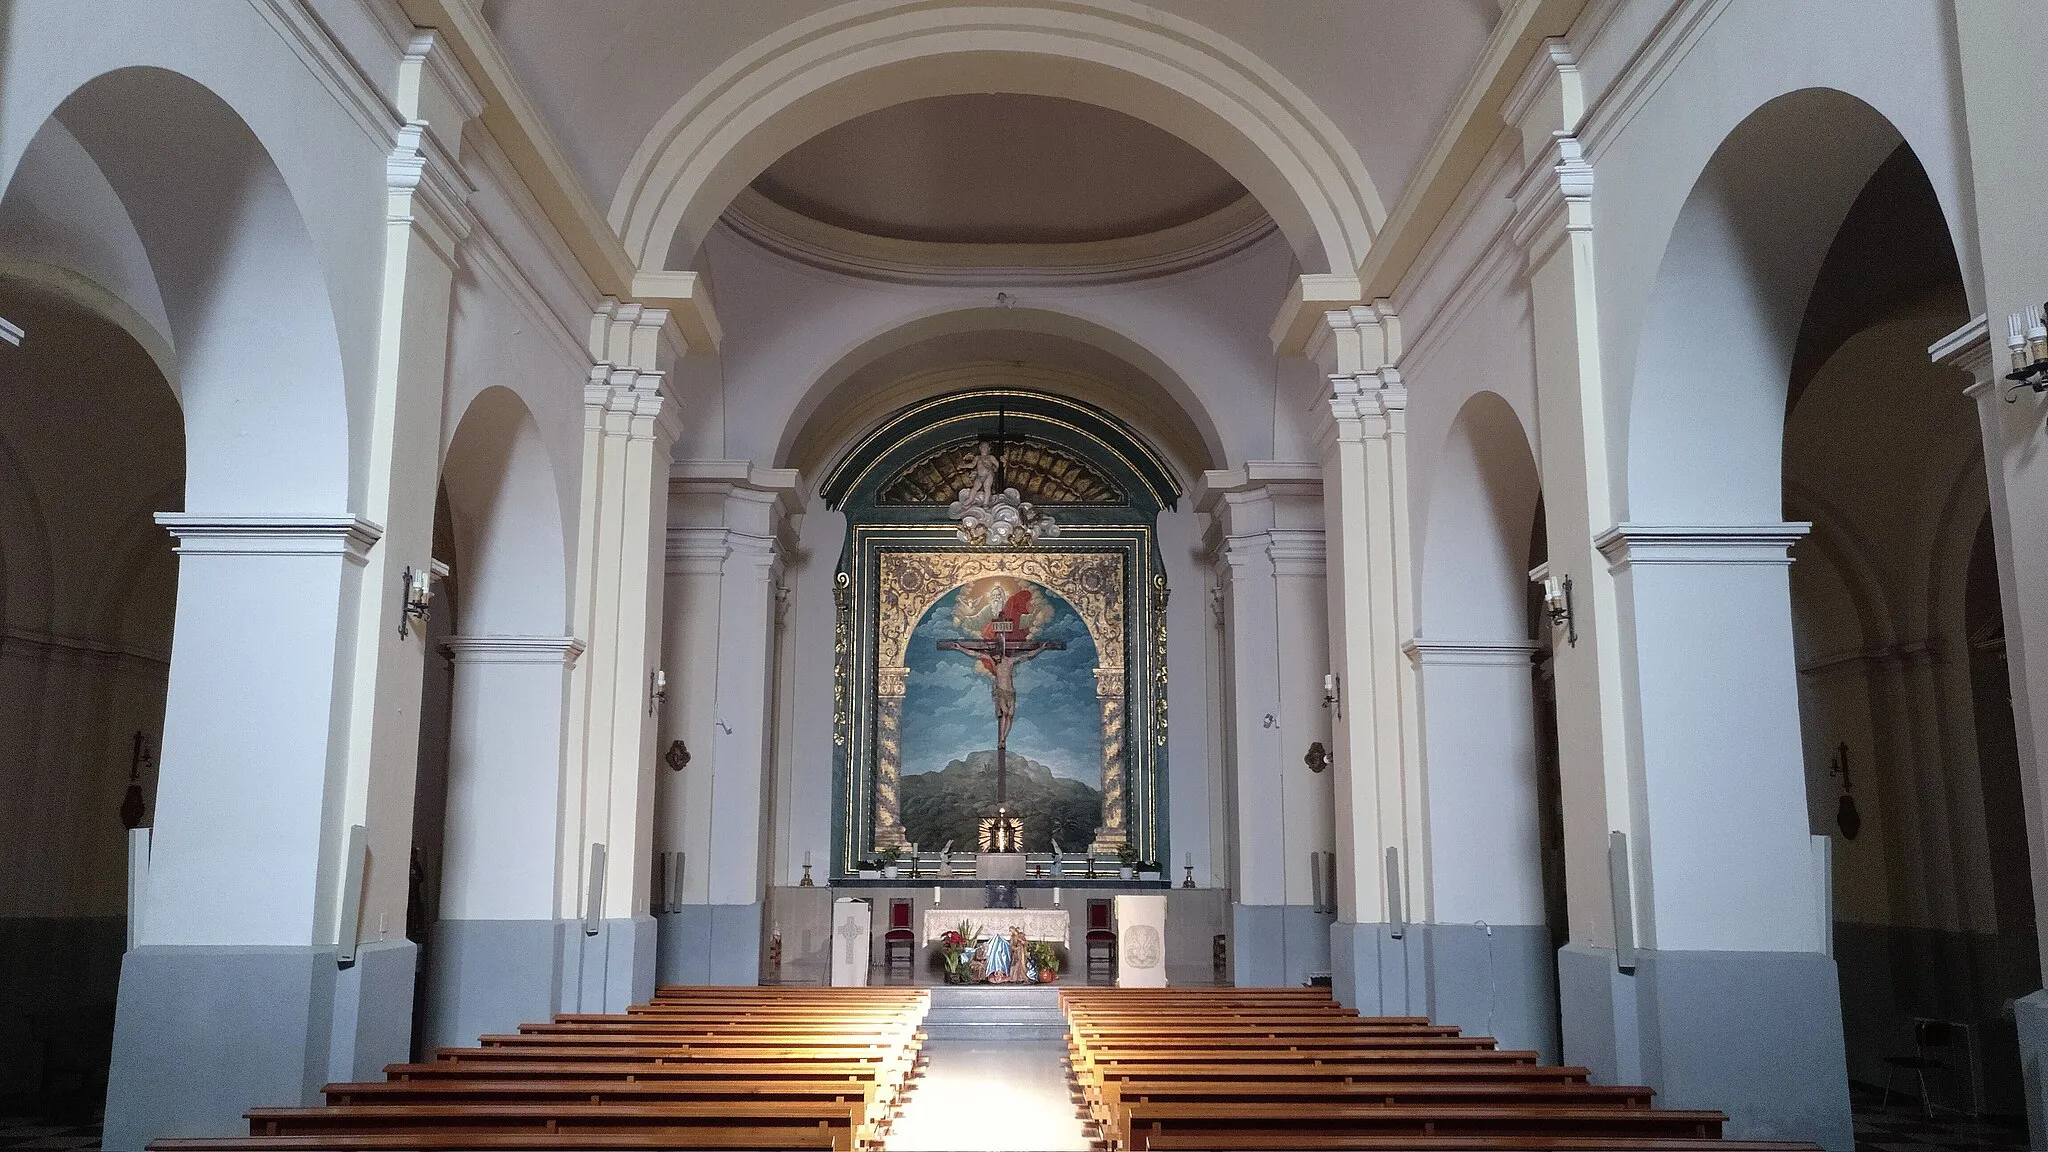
854;859;881;880
1027;939;1059;983
877;845;902;880
1116;841;1139;880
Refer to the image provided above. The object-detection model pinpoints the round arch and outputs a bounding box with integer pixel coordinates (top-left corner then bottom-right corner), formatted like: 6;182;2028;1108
438;386;572;636
7;67;352;514
611;0;1382;275
779;304;1225;481
1624;89;1960;525
1417;390;1543;641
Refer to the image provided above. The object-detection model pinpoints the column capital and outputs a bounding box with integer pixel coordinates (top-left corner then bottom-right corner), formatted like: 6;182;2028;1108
442;635;585;666
1930;314;1995;394
1594;522;1811;571
156;514;382;562
1509;132;1594;256
387;120;476;267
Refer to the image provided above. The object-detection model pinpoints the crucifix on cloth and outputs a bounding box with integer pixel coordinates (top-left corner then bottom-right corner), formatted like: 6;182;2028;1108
937;619;1065;848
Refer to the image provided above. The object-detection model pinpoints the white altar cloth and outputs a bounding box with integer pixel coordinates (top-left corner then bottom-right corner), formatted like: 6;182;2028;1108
922;908;1069;946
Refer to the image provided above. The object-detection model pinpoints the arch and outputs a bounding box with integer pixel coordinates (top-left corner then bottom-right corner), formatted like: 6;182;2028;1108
779;305;1224;480
1418;391;1543;642
7;67;351;513
439;386;571;636
1625;89;1949;524
612;0;1382;275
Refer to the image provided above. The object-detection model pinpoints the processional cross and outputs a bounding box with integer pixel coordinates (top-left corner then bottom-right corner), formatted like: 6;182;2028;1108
936;621;1065;849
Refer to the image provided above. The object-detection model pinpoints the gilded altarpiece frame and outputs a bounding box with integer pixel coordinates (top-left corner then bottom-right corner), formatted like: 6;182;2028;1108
833;529;1166;875
823;390;1178;881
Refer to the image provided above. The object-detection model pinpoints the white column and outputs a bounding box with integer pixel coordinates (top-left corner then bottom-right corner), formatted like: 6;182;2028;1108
656;465;797;985
423;636;580;1048
1504;43;1848;1142
139;516;380;945
1409;639;1556;1060
438;637;583;920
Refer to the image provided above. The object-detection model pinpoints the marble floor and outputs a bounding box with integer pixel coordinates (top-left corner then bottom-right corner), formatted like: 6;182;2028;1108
886;1042;1092;1152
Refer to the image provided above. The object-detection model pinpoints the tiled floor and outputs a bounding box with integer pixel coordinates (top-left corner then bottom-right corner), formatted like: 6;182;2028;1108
886;1041;1091;1151
1852;1085;2028;1152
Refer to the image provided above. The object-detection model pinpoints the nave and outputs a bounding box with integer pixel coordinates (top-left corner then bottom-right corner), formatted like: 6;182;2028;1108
79;985;1846;1152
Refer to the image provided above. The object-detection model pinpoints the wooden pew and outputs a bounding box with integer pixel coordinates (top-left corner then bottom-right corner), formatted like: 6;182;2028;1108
1059;988;1820;1152
148;987;930;1152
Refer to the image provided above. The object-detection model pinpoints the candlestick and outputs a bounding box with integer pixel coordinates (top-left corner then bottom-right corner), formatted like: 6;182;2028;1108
1053;886;1061;906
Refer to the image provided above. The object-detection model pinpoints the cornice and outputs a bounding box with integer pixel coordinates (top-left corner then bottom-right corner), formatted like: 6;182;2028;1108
441;634;584;666
1402;639;1542;667
0;628;170;670
156;514;383;561
1191;462;1324;513
669;459;806;517
1594;521;1809;569
248;0;405;151
1929;314;1992;382
721;188;1278;289
1576;0;1731;162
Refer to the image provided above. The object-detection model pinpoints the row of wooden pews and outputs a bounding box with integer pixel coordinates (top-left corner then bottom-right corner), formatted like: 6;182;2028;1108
1060;987;1821;1152
148;986;929;1152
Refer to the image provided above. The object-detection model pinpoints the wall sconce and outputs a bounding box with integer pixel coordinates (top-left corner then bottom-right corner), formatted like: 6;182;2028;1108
396;560;447;639
1304;741;1330;773
1542;574;1578;648
648;668;667;714
2005;305;2048;401
1321;673;1341;718
664;739;690;771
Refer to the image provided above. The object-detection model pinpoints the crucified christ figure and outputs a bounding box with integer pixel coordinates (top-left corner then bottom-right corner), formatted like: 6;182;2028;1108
936;627;1065;809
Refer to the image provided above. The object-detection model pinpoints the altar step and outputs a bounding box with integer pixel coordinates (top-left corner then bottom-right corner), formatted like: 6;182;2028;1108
919;984;1069;1043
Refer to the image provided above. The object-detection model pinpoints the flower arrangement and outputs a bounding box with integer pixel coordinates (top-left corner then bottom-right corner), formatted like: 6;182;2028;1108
936;924;975;983
1115;842;1140;867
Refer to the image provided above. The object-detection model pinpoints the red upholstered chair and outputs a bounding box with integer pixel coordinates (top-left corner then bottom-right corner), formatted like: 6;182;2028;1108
1085;898;1116;982
884;898;916;977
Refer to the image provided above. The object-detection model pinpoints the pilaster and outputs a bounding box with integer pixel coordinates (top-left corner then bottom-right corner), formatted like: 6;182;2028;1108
562;299;684;1009
655;463;799;984
1306;303;1421;989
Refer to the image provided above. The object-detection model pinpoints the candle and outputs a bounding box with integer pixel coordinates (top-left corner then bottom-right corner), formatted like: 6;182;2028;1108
1053;887;1061;906
1185;852;1193;868
2011;312;2028;350
803;850;811;867
932;887;941;904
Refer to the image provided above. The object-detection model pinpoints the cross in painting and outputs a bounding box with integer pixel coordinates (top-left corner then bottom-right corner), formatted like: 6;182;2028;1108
935;590;1066;820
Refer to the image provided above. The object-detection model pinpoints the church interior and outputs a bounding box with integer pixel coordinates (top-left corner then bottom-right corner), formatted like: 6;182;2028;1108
1;2;2046;1150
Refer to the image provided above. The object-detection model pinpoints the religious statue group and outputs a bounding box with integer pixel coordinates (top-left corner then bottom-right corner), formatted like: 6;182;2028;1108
967;926;1042;983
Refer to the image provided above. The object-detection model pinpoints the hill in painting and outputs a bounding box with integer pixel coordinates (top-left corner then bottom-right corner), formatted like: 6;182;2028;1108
898;749;1103;853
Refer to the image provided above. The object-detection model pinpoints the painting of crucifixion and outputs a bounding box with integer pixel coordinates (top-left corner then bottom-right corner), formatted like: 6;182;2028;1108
896;575;1105;853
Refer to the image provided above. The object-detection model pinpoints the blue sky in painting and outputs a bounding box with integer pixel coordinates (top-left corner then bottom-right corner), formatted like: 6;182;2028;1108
899;581;1104;784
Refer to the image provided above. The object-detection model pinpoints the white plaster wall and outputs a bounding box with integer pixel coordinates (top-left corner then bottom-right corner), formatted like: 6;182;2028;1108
701;225;1298;471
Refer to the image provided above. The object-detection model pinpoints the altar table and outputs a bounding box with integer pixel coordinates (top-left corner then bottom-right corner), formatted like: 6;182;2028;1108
922;908;1069;946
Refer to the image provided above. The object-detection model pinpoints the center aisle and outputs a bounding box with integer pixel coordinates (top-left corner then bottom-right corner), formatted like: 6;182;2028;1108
885;985;1091;1152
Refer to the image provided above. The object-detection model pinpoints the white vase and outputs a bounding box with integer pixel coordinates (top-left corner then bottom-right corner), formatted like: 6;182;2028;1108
858;869;881;879
1119;866;1135;880
883;866;899;880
